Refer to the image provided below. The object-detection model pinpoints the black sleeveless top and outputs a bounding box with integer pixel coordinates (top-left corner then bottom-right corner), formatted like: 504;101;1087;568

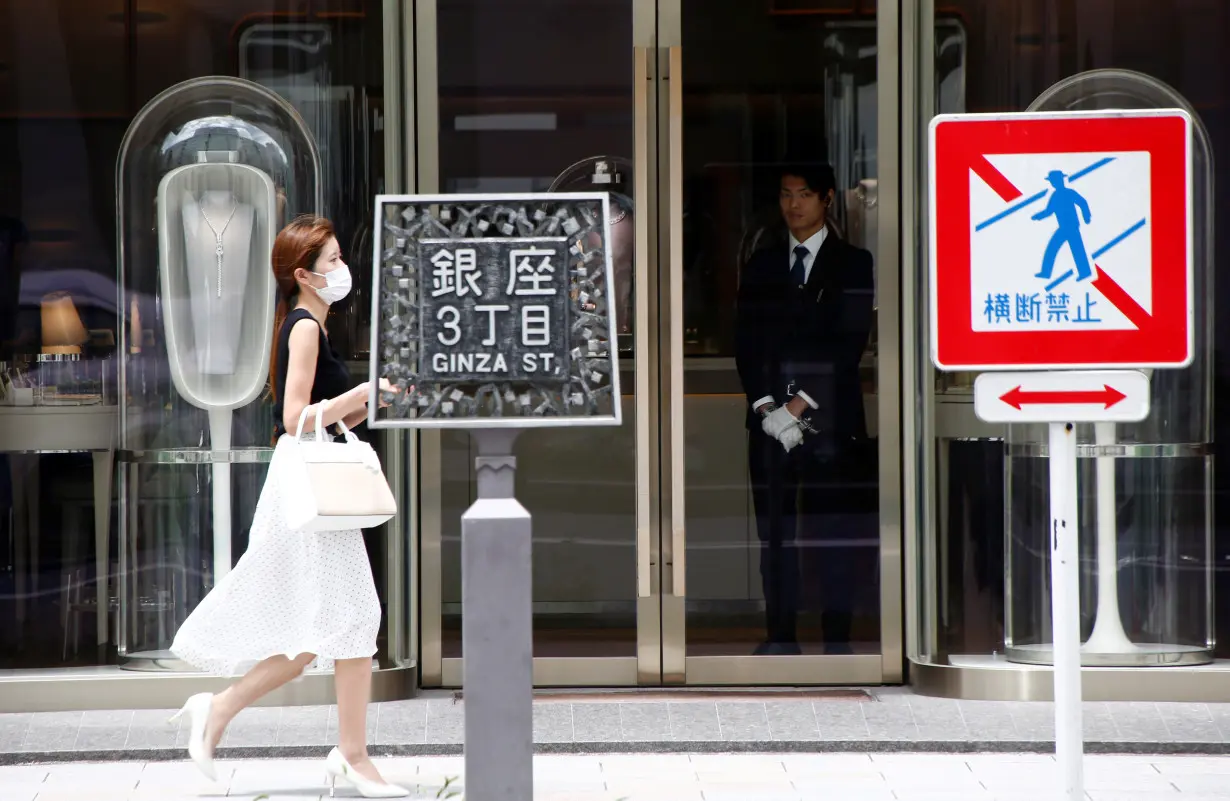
272;307;352;437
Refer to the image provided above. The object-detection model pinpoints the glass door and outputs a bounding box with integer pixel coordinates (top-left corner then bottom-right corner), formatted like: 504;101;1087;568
415;0;901;688
657;0;900;684
418;0;656;687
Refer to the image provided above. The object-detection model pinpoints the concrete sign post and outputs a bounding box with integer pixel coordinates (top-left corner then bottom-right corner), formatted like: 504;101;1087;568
367;193;622;801
929;109;1193;801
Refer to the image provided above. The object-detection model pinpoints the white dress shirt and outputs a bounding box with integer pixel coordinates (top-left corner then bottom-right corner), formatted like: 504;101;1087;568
752;226;828;414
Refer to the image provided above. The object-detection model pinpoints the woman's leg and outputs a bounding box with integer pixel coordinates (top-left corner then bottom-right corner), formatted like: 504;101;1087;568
334;656;387;782
206;653;316;749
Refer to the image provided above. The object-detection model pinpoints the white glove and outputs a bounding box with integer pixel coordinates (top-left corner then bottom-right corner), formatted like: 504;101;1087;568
778;424;804;453
761;406;798;439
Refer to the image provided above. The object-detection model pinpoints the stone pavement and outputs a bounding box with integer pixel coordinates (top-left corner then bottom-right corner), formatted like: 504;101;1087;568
5;752;1230;801
6;688;1230;764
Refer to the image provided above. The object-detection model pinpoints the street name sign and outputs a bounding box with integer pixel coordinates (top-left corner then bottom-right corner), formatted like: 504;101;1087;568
929;108;1194;371
367;192;621;428
366;192;625;801
973;370;1150;424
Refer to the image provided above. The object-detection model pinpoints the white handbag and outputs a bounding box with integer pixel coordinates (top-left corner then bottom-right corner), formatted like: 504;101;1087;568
277;402;397;532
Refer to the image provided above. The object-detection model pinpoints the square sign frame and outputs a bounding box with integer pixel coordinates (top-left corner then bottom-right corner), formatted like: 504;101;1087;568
928;108;1194;372
368;192;622;429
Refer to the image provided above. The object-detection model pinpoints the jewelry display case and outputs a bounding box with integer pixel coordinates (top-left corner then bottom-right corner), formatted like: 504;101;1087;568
114;76;322;669
1003;70;1214;668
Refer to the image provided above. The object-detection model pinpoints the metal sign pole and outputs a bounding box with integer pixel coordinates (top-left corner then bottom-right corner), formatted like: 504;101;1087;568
369;192;624;801
462;428;532;801
1048;421;1084;800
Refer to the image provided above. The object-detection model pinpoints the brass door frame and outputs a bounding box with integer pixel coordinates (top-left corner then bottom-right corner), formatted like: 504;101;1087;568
413;0;904;688
415;0;661;688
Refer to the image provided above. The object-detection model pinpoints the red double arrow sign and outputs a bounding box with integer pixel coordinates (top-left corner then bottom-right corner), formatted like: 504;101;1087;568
1000;385;1128;410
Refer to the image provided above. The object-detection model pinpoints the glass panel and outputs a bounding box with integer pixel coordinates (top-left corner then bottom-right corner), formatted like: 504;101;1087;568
0;0;127;669
0;0;389;670
436;0;637;660
681;0;880;657
920;1;1225;665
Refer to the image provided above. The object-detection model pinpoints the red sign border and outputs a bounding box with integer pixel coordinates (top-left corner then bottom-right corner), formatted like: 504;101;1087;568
929;110;1194;372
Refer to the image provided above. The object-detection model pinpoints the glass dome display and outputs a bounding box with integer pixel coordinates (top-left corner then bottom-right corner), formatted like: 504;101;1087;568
1004;70;1214;667
115;76;321;668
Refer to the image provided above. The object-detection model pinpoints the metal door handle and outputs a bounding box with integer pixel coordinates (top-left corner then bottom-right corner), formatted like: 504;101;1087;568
667;45;686;597
633;45;653;600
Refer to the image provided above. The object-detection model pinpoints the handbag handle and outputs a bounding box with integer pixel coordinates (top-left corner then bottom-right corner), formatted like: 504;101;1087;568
294;400;359;443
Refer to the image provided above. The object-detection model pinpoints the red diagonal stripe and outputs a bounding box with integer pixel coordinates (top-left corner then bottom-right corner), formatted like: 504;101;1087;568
1091;266;1152;329
969;154;1023;202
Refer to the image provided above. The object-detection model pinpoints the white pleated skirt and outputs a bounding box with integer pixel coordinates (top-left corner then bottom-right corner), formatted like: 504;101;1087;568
171;434;381;676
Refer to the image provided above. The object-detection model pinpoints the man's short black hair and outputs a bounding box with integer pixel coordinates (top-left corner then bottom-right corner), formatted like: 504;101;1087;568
780;163;836;196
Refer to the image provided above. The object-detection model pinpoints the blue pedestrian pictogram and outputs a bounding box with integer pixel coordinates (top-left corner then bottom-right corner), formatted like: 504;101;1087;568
971;153;1150;328
1032;170;1093;283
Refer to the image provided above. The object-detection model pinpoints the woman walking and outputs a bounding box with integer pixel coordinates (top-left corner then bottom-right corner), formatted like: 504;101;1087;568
169;215;407;798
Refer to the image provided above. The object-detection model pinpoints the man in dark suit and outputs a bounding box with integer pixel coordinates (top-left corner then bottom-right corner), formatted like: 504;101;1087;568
735;164;874;656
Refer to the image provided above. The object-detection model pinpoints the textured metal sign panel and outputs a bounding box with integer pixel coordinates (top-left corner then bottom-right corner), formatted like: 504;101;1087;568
368;193;621;428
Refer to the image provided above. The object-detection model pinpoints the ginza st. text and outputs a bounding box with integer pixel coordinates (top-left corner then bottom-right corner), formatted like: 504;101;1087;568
430;351;561;374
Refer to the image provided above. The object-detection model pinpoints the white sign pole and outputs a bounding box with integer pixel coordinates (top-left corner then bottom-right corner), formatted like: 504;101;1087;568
1049;421;1084;800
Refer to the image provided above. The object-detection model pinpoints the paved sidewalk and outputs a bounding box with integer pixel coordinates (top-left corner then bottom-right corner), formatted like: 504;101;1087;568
4;752;1230;801
7;688;1230;764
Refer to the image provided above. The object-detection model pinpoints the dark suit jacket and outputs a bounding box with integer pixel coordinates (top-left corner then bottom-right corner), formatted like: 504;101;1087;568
734;230;874;459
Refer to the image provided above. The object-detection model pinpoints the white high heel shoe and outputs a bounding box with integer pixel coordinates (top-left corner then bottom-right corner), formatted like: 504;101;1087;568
168;692;217;781
324;748;409;798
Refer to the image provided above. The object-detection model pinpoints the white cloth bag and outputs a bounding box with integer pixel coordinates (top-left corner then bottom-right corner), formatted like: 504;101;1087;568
277;402;396;532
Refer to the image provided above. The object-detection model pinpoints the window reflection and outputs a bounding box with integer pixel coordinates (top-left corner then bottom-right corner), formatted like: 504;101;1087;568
923;1;1230;662
684;21;879;372
548;157;635;347
681;2;882;657
435;0;638;662
0;0;388;670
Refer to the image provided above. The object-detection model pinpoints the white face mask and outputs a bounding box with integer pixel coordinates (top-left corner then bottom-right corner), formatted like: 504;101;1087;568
313;264;352;305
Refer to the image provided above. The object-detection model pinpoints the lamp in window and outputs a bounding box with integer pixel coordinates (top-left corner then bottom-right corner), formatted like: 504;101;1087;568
40;292;88;355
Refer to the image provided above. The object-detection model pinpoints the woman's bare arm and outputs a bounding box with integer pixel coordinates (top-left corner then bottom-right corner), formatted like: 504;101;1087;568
281;318;370;435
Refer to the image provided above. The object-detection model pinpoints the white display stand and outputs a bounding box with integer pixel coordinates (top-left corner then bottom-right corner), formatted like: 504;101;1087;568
157;153;277;580
1083;421;1133;654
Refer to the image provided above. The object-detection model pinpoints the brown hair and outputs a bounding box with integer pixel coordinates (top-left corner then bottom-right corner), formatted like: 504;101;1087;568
269;214;336;403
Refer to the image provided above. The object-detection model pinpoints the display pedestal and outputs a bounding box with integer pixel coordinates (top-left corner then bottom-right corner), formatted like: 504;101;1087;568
1007;419;1211;667
1084;422;1131;653
462;429;532;801
208;408;233;581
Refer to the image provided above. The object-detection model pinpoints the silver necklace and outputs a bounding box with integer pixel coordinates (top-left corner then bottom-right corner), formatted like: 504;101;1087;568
199;196;238;298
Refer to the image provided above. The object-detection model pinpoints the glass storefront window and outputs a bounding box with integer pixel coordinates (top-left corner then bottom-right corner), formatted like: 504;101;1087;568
0;1;394;671
913;0;1227;670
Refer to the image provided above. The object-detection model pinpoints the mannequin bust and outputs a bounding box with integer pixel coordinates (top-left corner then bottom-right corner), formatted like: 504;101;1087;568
607;204;633;334
181;189;255;375
844;178;879;303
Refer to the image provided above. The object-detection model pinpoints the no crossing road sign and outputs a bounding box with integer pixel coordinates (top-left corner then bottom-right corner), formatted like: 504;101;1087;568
929;108;1194;372
973;370;1150;424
